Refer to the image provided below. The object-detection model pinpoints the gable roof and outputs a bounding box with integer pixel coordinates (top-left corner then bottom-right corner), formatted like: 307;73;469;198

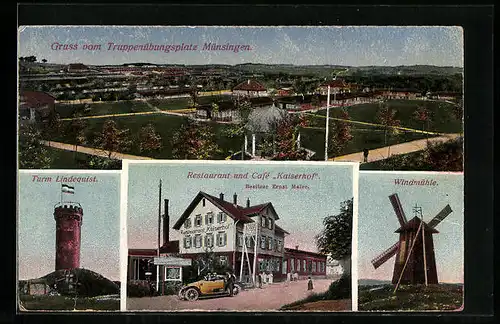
242;202;280;220
173;191;255;229
233;79;267;91
19;90;55;109
274;224;289;235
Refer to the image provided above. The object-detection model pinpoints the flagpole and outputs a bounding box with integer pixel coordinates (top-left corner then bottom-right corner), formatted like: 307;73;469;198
324;85;330;161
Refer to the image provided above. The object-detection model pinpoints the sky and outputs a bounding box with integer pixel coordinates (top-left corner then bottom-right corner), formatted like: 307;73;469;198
18;171;121;281
126;161;356;254
18;26;463;67
357;171;464;284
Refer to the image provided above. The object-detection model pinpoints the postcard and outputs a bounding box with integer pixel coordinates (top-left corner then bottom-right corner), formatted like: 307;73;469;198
121;160;358;312
357;171;463;311
18;26;463;172
17;170;121;312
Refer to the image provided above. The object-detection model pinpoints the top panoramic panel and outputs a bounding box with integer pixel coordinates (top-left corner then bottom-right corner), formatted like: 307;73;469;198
17;26;463;171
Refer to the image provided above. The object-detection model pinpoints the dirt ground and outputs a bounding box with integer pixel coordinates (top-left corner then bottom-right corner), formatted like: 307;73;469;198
127;278;351;311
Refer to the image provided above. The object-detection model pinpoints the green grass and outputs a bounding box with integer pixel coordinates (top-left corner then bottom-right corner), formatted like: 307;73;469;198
147;95;232;111
358;284;463;311
54;114;241;161
301;125;429;160
315;100;462;134
19;295;119;311
56;101;154;118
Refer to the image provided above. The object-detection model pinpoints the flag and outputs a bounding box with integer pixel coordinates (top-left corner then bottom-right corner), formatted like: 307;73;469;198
61;184;75;194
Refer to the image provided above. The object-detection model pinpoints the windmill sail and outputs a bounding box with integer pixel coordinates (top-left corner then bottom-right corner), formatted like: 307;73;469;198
389;194;408;226
371;241;400;269
427;204;453;228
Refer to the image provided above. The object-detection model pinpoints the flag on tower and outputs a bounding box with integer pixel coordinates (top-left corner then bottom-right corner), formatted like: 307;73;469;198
61;184;75;194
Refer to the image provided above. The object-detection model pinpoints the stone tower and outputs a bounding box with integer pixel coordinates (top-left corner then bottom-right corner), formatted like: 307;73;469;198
54;203;83;270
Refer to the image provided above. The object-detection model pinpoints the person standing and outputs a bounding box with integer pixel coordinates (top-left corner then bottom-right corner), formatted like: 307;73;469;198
225;272;235;296
363;148;369;163
307;276;314;291
258;272;263;288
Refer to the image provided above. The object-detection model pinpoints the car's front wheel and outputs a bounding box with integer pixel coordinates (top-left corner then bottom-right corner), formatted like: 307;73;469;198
184;287;200;301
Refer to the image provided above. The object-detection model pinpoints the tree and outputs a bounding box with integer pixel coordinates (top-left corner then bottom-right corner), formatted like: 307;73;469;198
171;119;221;159
92;120;133;159
292;79;308;100
65;113;87;156
328;109;353;159
272;114;309;160
191;248;232;279
137;123;162;156
42;59;47;63
18;123;53;169
40;109;62;140
315;198;353;277
412;105;432;140
376;102;401;157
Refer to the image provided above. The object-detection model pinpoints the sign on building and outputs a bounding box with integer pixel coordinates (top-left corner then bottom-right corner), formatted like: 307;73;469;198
153;257;192;266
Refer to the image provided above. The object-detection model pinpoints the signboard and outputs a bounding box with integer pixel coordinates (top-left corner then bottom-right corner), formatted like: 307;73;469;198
153;257;192;266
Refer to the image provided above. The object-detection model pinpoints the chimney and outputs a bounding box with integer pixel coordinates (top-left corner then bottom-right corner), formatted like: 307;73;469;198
233;193;238;205
246;198;250;208
295;245;299;250
162;199;169;246
219;193;224;201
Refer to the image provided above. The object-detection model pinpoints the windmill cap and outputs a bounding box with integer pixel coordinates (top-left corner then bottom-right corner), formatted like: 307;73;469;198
395;216;439;234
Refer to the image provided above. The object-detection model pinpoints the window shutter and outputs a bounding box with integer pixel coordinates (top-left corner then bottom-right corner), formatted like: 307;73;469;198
223;233;227;246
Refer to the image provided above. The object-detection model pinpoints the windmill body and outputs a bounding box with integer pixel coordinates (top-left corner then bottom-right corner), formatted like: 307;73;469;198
371;193;453;286
392;216;438;284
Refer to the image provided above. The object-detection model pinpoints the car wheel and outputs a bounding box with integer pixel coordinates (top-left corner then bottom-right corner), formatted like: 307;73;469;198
233;284;241;296
178;289;185;300
184;288;199;301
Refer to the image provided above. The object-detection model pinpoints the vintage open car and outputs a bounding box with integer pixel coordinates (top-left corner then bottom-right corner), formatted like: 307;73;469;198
178;273;242;301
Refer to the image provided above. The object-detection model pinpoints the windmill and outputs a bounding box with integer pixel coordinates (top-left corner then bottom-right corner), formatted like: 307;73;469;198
370;193;453;291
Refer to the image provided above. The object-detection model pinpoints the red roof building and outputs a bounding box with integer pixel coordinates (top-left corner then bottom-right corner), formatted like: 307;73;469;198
233;79;268;97
19;90;55;122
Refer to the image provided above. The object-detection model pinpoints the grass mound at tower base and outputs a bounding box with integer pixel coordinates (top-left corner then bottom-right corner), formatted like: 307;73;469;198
358;283;463;311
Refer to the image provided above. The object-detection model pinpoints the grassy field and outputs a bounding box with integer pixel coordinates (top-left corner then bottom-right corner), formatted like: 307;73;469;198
19;295;119;311
301;125;429;160
314;100;462;134
358;284;463;311
56;101;154;118
55;114;241;160
147;95;232;111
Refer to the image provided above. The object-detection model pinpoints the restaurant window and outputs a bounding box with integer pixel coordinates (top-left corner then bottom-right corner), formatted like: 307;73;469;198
202;198;206;207
205;212;214;225
194;234;202;248
245;236;254;248
237;232;243;247
267;237;273;250
184;218;191;229
219;255;228;265
204;233;214;248
217;212;227;223
277;240;282;252
261;216;266;227
194;214;202;227
260;235;266;249
184;236;192;249
290;258;295;272
216;232;227;247
268;218;273;230
273;238;277;252
296;259;301;272
312;261;317;272
302;259;307;272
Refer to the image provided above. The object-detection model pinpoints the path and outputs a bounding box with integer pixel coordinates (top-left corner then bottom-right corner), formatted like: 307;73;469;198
330;133;461;163
127;279;346;311
41;140;154;160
